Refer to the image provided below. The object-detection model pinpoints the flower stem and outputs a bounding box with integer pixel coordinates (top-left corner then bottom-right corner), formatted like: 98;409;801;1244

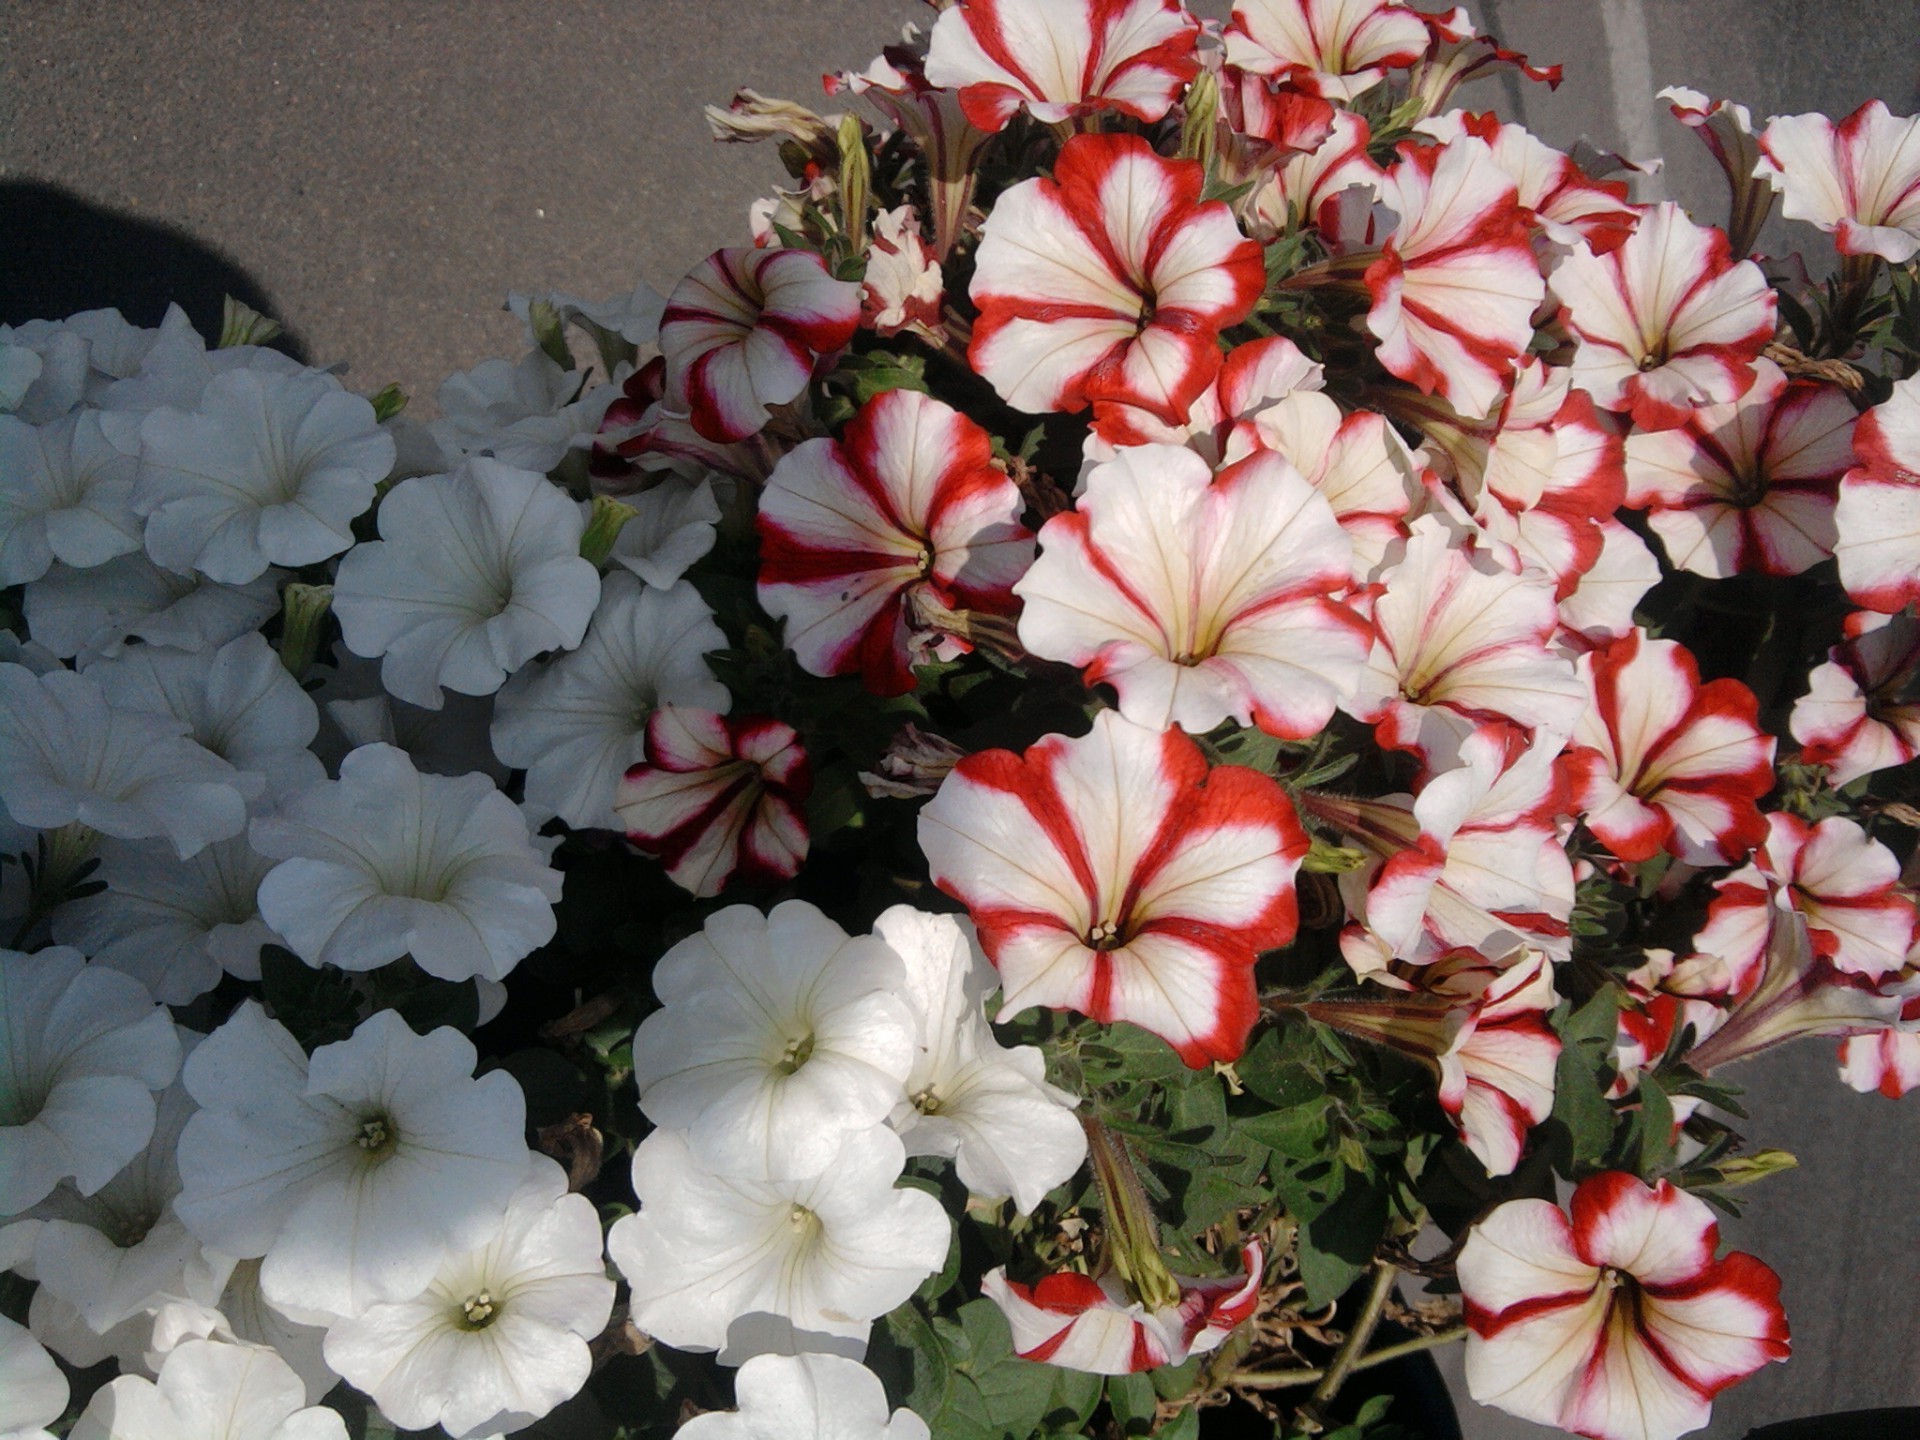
1229;1324;1466;1391
1300;1258;1398;1420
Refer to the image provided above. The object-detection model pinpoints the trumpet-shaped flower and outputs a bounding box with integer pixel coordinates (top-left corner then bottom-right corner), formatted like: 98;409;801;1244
134;369;392;583
969;134;1265;424
1222;0;1430;102
678;1353;930;1440
1246;107;1384;242
1417;112;1639;257
1839;1018;1920;1099
1790;609;1920;785
174;1004;530;1320
23;554;283;665
614;707;811;898
1565;630;1774;866
876;906;1087;1214
1659;89;1772;258
604;473;721;588
332;459;600;709
492;574;729;829
1624;358;1855;577
1016;443;1367;736
607;1125;949;1361
1086;334;1325;463
658;248;861;444
251;743;563;984
0;1313;67;1440
918;710;1308;1067
757;389;1032;696
0;947;180;1217
320;1158;614;1438
70;1339;347;1440
631;901;917;1180
861;205;944;340
0;408;141;585
1756;101;1920;263
923;0;1201;132
429;350;602;476
1458;1173;1789;1440
1365;137;1545;421
1833;373;1920;613
0;664;248;858
1551;204;1776;431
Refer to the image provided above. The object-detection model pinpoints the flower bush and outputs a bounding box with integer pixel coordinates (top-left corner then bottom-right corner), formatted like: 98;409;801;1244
4;4;1919;1440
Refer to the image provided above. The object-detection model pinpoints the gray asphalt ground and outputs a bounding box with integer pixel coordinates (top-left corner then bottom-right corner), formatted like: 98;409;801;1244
3;3;1918;1437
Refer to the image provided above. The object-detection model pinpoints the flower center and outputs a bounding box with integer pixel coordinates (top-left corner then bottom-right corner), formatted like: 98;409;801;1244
912;1085;942;1115
112;1207;159;1249
776;1032;816;1075
460;1289;499;1328
788;1204;819;1233
356;1113;398;1155
1086;919;1125;950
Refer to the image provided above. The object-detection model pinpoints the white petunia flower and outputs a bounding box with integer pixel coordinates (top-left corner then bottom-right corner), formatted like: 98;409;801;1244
134;369;392;583
332;459;599;709
604;473;723;588
26;1283;154;1374
874;907;1087;1215
251;743;562;983
88;633;325;805
0;1312;68;1440
430;350;609;475
28;1033;232;1335
321;1157;615;1438
54;833;281;1004
149;1259;336;1406
631;901;918;1180
0;408;143;584
0;663;249;857
607;1125;949;1362
174;1004;531;1320
492;573;729;828
24;554;284;664
506;280;667;347
100;311;308;419
70;1338;347;1440
679;1353;930;1440
0;343;46;413
0;947;181;1217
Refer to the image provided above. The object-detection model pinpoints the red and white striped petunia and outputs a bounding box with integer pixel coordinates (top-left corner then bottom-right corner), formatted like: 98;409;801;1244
1834;373;1920;613
1839;1010;1920;1099
1565;629;1774;867
969;133;1266;424
613;707;811;899
1222;0;1431;103
1418;111;1639;257
1624;357;1856;578
1757;101;1920;264
756;389;1033;697
917;710;1309;1067
1659;88;1773;257
923;0;1202;134
1016;443;1368;737
1245;107;1384;243
657;247;862;443
1458;1172;1789;1440
1365;137;1545;421
1086;335;1324;465
1790;608;1920;786
1550;203;1777;432
1693;813;1918;988
1349;516;1587;770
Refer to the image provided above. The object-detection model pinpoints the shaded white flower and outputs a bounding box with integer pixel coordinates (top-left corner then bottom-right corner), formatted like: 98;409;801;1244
0;1313;67;1440
430;350;606;475
332;459;599;709
632;901;916;1179
313;647;506;783
0;408;142;585
0;947;180;1217
604;473;722;588
252;743;561;983
493;574;727;828
322;1157;614;1438
875;906;1086;1214
23;554;284;664
70;1338;347;1440
135;369;392;583
55;834;281;1003
679;1353;930;1440
174;1004;531;1320
607;1125;948;1362
507;281;667;347
0;663;248;857
0;343;43;412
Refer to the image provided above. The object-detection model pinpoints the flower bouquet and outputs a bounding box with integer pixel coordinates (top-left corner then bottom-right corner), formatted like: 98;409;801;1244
3;3;1919;1440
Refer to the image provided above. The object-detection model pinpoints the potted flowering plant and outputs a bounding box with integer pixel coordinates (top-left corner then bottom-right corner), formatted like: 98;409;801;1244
3;2;1918;1439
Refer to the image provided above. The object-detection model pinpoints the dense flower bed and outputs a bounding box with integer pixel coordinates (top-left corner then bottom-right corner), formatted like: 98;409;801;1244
3;3;1918;1440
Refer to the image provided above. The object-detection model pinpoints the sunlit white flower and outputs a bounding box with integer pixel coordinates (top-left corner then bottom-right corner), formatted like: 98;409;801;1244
876;906;1086;1214
149;1258;336;1407
70;1338;347;1440
683;1353;929;1440
23;554;284;664
332;459;600;709
633;901;917;1180
430;350;605;476
175;1004;531;1320
0;664;247;857
0;1313;67;1440
492;574;728;829
321;1157;614;1438
1790;609;1920;785
134;369;392;583
0;946;180;1217
251;743;562;983
0;408;142;584
607;1125;949;1362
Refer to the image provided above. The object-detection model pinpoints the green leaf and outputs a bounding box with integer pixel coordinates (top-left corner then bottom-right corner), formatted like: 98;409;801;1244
1104;1373;1158;1435
1294;1173;1388;1306
1157;1408;1201;1440
1041;1369;1104;1431
1238;1099;1331;1161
